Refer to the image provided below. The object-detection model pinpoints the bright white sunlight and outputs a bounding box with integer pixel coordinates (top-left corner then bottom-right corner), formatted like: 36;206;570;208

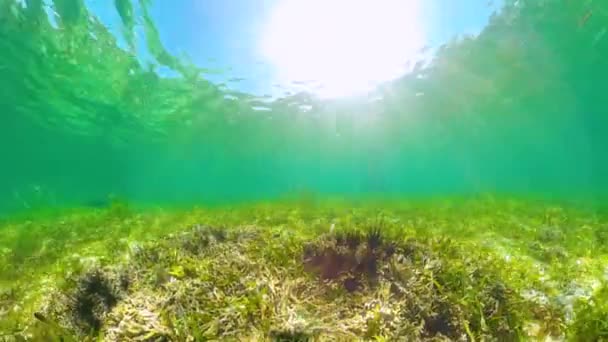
261;0;426;98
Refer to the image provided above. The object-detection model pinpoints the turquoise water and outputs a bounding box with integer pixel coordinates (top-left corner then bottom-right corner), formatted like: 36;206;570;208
3;2;608;339
1;0;607;214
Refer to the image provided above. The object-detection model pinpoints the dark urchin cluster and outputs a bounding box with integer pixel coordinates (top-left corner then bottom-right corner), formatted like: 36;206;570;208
270;329;311;342
66;269;122;333
302;223;395;292
179;224;228;255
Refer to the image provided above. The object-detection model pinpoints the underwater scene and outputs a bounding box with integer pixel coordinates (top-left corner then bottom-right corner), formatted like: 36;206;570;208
1;0;608;340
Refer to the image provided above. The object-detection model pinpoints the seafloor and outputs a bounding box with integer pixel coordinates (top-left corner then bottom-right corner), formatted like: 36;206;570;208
0;197;607;341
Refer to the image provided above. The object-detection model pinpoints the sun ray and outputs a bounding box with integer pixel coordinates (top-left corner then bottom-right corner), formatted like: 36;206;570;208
261;0;426;98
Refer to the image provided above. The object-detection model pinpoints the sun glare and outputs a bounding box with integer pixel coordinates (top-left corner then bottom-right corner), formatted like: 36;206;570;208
261;0;426;98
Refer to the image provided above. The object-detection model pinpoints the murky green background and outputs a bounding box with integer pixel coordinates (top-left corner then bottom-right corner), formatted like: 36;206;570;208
1;0;607;215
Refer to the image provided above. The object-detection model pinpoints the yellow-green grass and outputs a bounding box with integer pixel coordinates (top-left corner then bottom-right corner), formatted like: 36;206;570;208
0;197;606;341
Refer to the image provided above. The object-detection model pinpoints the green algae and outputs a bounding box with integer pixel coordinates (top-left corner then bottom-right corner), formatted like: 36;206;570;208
569;285;608;340
0;198;607;341
1;1;607;340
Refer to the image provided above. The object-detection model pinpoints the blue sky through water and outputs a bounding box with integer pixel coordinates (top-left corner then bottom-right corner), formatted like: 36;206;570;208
83;0;502;97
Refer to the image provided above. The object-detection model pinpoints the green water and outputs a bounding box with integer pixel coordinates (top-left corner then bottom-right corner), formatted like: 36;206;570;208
0;0;607;212
2;1;608;339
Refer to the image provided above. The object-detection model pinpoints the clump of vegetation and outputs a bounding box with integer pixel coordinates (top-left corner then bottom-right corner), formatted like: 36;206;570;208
0;197;607;340
594;224;608;247
537;226;565;243
569;284;608;340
